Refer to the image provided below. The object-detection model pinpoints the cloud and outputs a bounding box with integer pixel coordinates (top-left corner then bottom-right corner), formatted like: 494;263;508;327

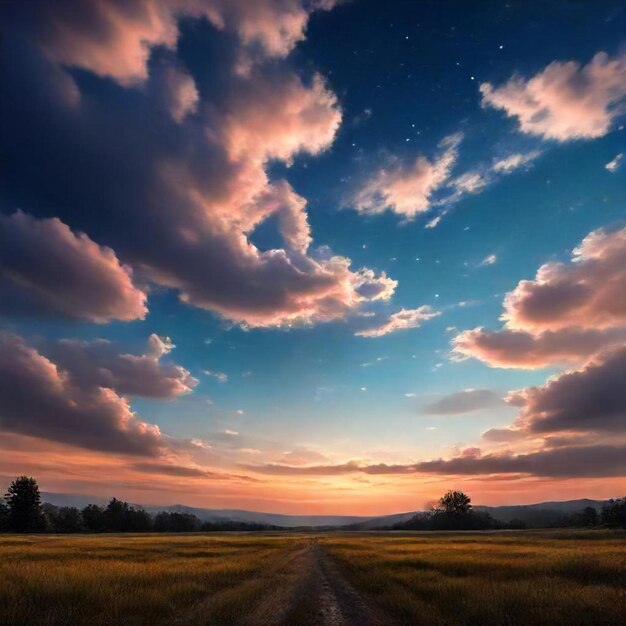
158;64;199;123
502;227;626;332
130;462;217;478
3;0;334;85
452;327;626;369
0;332;164;456
0;211;147;323
605;153;623;172
480;254;497;267
413;445;626;478
246;443;626;478
2;2;395;329
450;171;488;195
352;133;462;219
453;226;626;368
421;389;503;415
44;335;197;399
355;306;440;338
480;52;626;141
509;345;626;436
492;150;541;173
202;370;228;383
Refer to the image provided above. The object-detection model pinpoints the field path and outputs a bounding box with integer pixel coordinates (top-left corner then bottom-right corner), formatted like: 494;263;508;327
246;538;391;626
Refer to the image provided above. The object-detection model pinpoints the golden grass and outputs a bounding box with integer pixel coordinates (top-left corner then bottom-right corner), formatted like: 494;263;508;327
0;533;301;625
1;530;625;625
321;530;626;625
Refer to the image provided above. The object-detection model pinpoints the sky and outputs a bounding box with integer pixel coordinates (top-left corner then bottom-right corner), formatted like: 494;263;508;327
0;0;625;515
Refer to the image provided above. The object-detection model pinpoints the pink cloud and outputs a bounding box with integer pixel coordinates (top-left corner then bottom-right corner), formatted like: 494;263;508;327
453;327;626;369
453;226;626;368
352;133;462;219
160;64;199;123
480;52;626;141
0;332;164;455
44;334;197;399
221;73;341;164
503;227;626;332
0;211;147;322
4;2;395;330
355;306;440;338
508;345;626;436
19;0;334;86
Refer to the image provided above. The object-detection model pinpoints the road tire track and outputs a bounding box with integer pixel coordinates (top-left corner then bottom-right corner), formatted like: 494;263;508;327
246;539;393;626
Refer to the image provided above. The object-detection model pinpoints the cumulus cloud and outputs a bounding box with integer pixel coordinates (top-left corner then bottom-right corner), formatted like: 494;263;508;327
480;52;626;141
352;133;462;219
453;326;626;369
508;345;626;435
453;226;626;368
0;211;147;323
355;306;440;338
2;1;394;329
0;332;164;455
421;389;503;415
44;335;197;399
159;64;199;123
2;0;334;85
503;227;626;332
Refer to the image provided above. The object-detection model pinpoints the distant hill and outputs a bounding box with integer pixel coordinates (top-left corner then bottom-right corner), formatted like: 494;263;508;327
41;492;612;529
476;499;608;527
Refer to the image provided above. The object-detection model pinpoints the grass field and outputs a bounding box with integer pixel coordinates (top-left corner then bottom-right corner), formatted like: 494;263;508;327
1;530;625;625
322;530;626;625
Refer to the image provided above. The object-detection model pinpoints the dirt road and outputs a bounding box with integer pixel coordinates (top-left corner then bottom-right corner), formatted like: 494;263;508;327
246;539;391;626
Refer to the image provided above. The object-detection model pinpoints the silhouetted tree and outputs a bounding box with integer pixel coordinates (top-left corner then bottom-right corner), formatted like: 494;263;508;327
4;476;47;532
101;498;152;532
0;502;8;531
54;507;85;533
578;506;599;527
438;490;472;516
395;491;495;531
82;504;105;532
103;498;130;532
126;507;152;532
601;497;626;528
154;511;200;532
507;518;527;530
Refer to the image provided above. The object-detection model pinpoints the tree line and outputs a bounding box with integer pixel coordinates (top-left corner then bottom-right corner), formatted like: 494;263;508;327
0;477;276;533
2;477;625;533
391;490;626;531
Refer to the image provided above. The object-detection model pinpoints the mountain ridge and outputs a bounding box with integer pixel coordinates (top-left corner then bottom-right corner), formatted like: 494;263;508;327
41;492;613;529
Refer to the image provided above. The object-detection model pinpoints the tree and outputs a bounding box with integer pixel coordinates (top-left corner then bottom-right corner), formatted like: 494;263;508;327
4;476;47;532
154;511;200;532
126;507;152;532
102;498;131;532
0;502;8;531
54;507;85;533
82;504;105;532
601;497;626;528
438;490;472;516
579;506;599;527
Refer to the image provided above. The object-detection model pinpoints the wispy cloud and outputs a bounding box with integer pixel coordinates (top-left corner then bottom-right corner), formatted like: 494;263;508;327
356;306;440;338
